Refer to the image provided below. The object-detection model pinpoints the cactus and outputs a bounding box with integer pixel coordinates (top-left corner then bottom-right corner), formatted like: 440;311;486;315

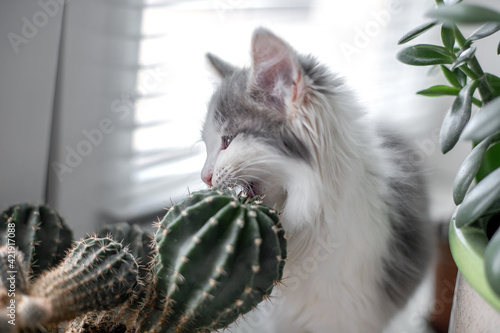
0;246;29;295
97;222;153;281
77;222;155;331
28;237;139;325
0;247;29;333
0;188;287;333
0;204;73;278
0;237;139;333
137;188;287;333
0;247;52;333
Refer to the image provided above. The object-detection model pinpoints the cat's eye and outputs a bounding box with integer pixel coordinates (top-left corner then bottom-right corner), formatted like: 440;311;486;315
221;135;234;150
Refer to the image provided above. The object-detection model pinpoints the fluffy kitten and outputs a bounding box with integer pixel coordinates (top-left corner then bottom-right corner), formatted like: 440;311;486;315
201;28;432;333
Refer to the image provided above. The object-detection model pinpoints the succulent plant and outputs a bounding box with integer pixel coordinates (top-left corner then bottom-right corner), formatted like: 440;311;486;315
97;222;153;281
397;0;500;311
0;189;287;333
0;247;31;333
0;203;73;278
29;237;139;324
137;188;286;333
0;237;139;333
0;246;29;295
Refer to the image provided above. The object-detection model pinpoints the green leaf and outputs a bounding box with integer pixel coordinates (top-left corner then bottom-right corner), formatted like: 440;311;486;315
427;4;500;24
440;80;479;154
485;224;500;298
397;44;454;66
477;142;500;183
453;137;493;205
468;22;500;42
441;65;462;88
462;96;500;141
451;46;477;70
453;25;468;48
441;24;456;50
484;198;500;217
398;21;439;45
498;40;500;55
417;85;460;97
456;167;500;228
454;67;467;86
486;73;500;96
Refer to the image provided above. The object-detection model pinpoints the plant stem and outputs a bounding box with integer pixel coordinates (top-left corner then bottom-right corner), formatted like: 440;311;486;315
454;25;467;48
472;97;483;107
468;58;495;104
459;65;479;80
453;26;495;103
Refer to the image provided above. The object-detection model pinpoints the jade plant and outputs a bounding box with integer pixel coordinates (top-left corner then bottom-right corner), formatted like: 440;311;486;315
0;188;287;333
397;1;500;297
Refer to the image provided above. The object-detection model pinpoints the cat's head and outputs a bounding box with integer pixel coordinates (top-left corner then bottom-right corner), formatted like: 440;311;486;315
201;28;324;213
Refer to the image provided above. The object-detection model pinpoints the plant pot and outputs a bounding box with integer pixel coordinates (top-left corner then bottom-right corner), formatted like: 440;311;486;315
429;223;457;333
448;218;500;332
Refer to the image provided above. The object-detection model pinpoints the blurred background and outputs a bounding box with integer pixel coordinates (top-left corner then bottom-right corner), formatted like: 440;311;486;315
1;0;500;331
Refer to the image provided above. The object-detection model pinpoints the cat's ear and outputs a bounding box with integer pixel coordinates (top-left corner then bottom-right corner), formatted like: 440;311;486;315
250;28;306;112
206;53;236;78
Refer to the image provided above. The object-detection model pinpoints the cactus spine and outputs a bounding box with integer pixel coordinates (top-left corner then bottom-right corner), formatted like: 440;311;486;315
97;222;153;282
137;188;286;333
0;204;73;278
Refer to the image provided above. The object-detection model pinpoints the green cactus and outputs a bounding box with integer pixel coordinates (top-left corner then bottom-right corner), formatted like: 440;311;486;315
0;237;139;333
0;246;51;333
0;247;28;333
137;188;287;333
0;246;29;295
28;237;139;325
77;222;155;331
0;204;73;278
97;222;153;281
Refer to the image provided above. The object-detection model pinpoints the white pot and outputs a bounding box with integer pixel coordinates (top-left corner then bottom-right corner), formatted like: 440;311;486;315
449;272;500;332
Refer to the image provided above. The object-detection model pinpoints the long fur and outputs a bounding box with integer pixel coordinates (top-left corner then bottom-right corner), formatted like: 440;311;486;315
201;28;432;333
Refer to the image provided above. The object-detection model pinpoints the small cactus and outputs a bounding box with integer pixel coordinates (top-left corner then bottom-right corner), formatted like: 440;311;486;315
0;246;29;295
0;204;73;278
137;188;287;333
0;237;139;333
29;237;139;325
97;222;153;281
0;247;30;333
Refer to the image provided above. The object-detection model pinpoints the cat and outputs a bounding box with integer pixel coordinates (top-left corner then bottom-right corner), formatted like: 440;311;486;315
201;28;433;333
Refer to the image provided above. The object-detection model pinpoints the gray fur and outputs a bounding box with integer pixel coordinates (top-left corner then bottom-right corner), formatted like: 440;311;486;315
207;52;432;306
206;57;312;163
206;53;236;78
379;131;434;306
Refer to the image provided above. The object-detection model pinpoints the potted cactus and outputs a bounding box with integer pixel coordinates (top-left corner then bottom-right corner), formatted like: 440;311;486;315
397;0;500;330
0;188;287;332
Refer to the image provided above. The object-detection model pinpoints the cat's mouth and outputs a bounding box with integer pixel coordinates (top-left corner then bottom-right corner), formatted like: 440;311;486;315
234;182;261;199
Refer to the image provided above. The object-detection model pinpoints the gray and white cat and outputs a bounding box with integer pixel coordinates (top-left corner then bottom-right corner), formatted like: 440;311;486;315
201;28;433;333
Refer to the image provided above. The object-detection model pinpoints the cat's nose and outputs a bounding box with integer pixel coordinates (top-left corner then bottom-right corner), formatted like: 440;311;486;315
202;171;213;187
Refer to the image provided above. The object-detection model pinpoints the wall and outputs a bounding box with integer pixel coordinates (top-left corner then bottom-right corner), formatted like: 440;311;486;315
0;0;63;207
